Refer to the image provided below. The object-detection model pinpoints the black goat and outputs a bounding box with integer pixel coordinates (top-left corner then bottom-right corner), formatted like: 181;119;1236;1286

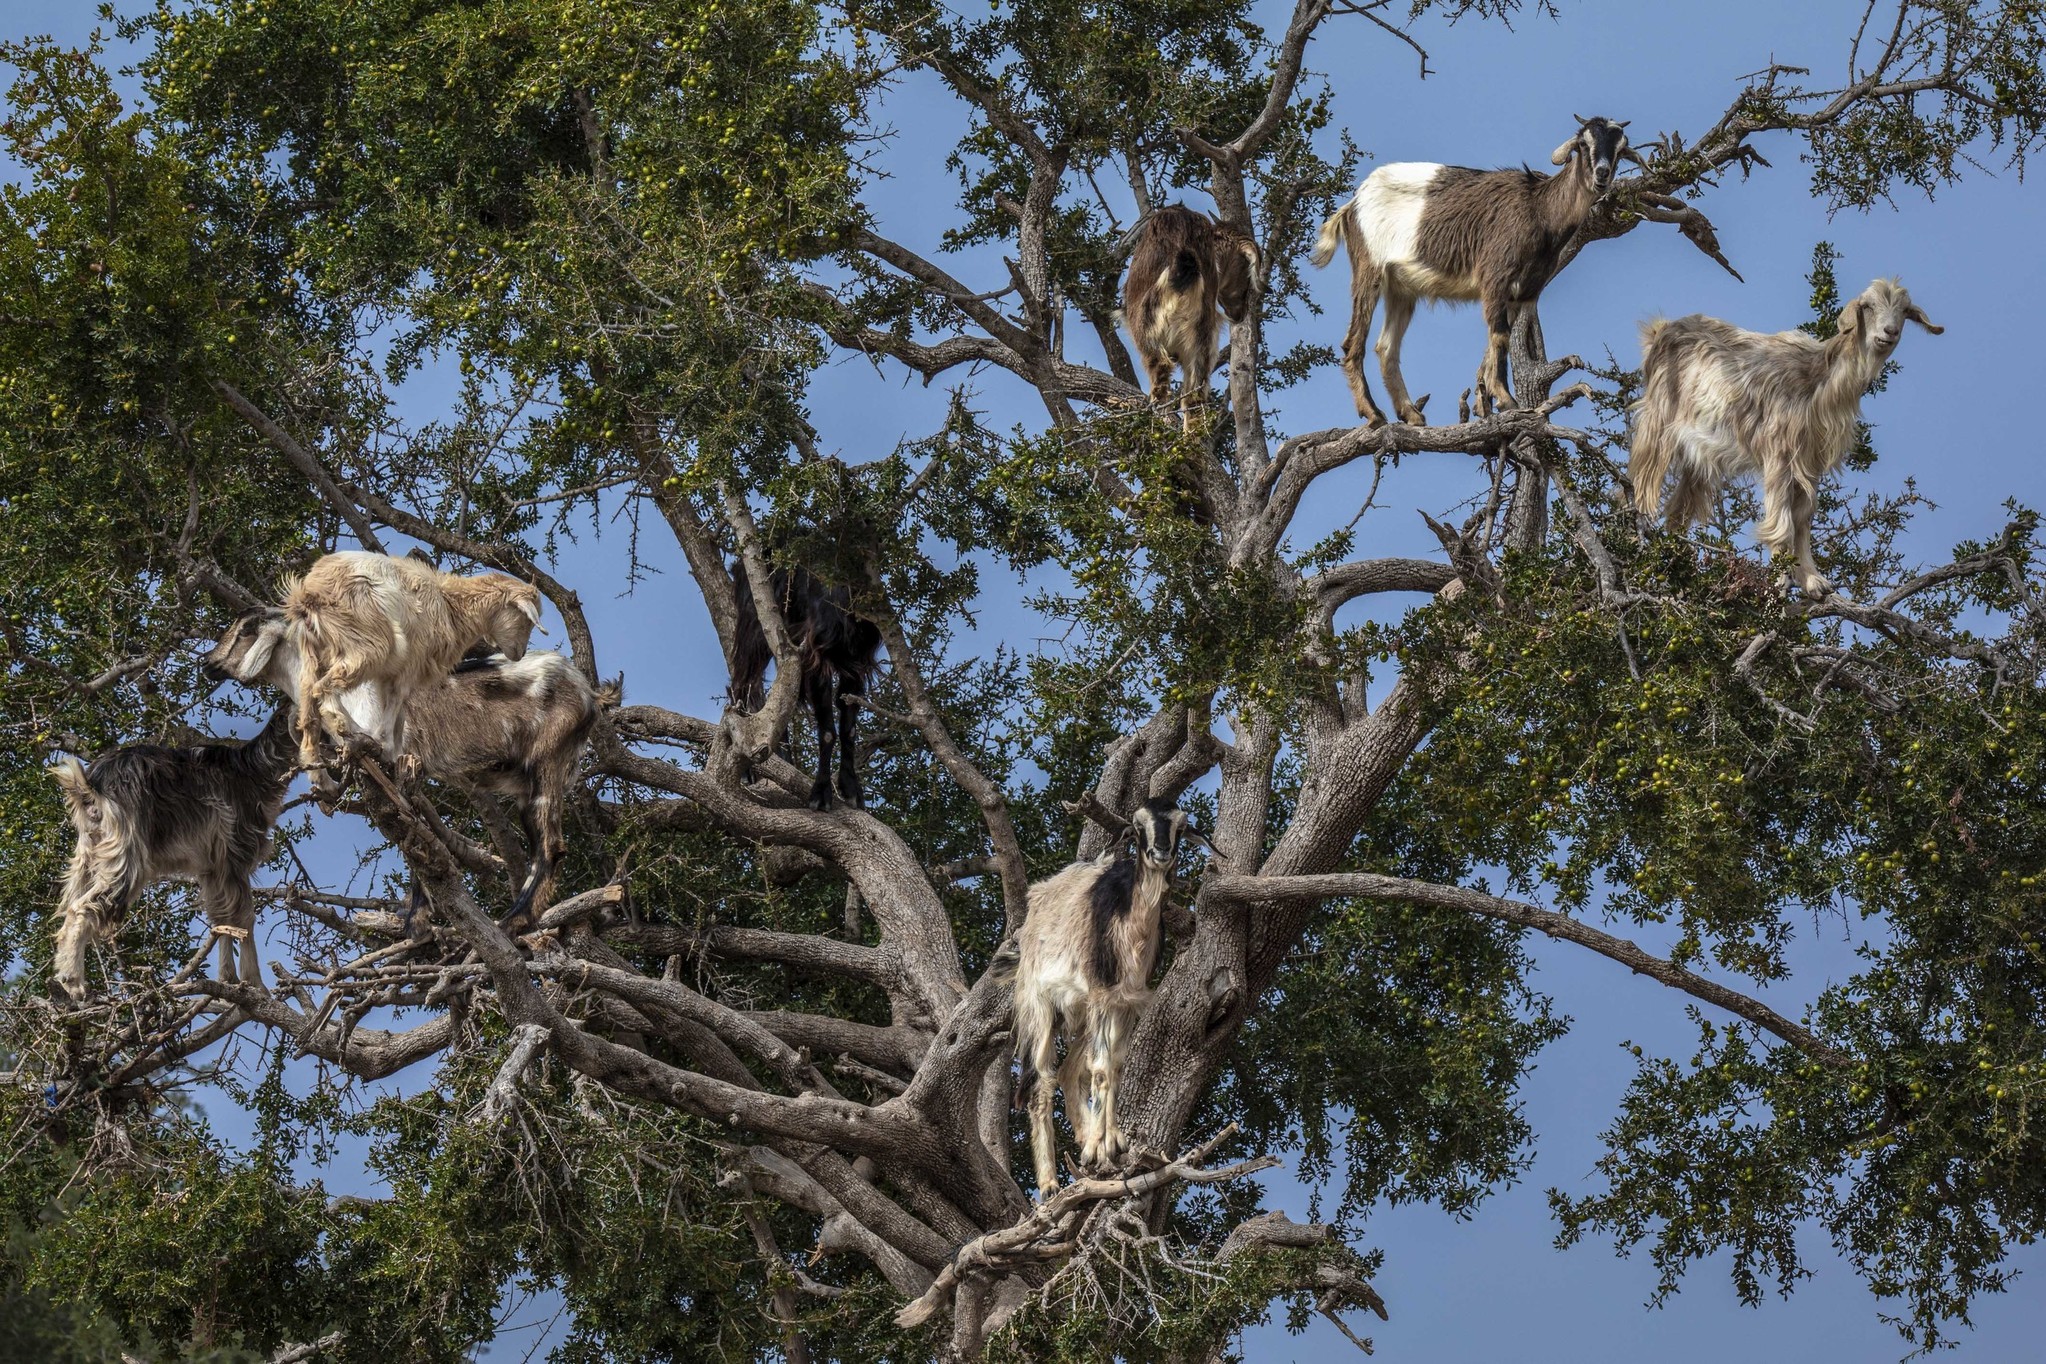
730;561;883;811
48;705;298;999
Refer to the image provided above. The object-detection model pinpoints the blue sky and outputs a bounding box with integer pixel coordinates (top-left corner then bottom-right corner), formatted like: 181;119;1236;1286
9;0;2046;1359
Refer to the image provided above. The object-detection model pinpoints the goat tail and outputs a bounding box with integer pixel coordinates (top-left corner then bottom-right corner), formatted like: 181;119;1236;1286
596;675;624;709
46;755;94;816
1167;246;1202;294
1309;204;1350;269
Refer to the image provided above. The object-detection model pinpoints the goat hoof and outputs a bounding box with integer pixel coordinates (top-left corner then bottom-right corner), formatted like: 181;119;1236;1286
807;780;835;812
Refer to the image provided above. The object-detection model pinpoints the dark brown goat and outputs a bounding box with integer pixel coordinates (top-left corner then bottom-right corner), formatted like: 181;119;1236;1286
1121;205;1262;429
730;562;883;811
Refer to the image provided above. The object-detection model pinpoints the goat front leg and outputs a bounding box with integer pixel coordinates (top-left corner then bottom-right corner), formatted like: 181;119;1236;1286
1180;321;1219;432
1475;296;1515;416
1787;481;1831;595
1084;1010;1133;1171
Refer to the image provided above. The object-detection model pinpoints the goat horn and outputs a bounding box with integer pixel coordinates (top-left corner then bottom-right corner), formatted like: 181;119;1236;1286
1613;118;1632;129
1572;113;1590;126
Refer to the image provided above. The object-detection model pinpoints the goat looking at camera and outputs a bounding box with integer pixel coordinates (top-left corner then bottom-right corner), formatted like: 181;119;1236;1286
283;551;542;779
1629;277;1942;595
205;607;608;928
1312;115;1642;425
995;800;1212;1199
47;705;297;1000
730;561;883;811
1121;204;1262;431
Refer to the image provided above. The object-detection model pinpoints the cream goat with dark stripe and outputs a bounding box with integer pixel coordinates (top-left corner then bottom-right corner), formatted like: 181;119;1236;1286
1001;800;1211;1199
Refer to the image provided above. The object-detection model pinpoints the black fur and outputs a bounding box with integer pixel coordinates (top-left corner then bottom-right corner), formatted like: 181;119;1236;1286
1086;856;1139;988
729;560;883;811
82;707;297;863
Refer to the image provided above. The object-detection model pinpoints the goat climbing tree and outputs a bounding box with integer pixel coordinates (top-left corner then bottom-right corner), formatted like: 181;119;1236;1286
4;1;2046;1360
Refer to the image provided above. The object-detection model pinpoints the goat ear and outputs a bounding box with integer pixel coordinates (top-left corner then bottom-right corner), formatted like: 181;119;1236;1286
1550;137;1579;166
1836;298;1866;335
1620;141;1648;169
1906;303;1944;335
1183;827;1230;869
242;632;278;680
516;593;542;626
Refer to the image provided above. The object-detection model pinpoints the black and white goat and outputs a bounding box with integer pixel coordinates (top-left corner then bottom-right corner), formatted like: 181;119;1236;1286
730;561;882;811
204;607;606;928
48;706;297;1000
1312;115;1642;424
1121;204;1262;430
998;800;1211;1199
1629;278;1942;594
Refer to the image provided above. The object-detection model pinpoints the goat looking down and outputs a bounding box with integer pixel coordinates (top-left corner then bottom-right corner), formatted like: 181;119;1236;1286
204;607;608;929
1121;204;1262;431
1629;277;1942;594
730;560;882;811
996;800;1214;1199
283;551;542;780
1312;115;1642;425
47;705;297;1000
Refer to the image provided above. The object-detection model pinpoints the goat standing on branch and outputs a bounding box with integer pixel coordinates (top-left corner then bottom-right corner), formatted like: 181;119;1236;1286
1630;277;1943;595
1312;115;1644;425
730;561;882;811
282;551;543;780
204;608;609;928
1121;204;1262;431
47;706;297;1000
999;800;1213;1200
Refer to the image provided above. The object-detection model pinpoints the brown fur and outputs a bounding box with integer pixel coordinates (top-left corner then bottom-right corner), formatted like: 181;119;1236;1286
1122;205;1262;430
282;551;542;775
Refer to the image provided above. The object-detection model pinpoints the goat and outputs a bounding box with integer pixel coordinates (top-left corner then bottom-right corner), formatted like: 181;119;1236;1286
1121;204;1262;430
204;607;606;928
996;800;1212;1199
730;561;882;811
1312;115;1642;425
282;551;542;780
47;705;297;1000
1629;278;1942;595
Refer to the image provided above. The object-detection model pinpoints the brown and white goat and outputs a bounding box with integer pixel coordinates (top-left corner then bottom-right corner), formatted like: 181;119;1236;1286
47;705;297;1000
1629;278;1942;594
1312;115;1642;424
205;607;605;927
282;551;542;778
998;800;1211;1199
1121;204;1262;430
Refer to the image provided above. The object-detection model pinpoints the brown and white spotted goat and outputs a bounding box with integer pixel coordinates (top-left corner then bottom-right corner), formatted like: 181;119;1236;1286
1121;205;1262;430
205;607;607;928
1312;115;1643;424
998;800;1213;1199
47;705;297;1000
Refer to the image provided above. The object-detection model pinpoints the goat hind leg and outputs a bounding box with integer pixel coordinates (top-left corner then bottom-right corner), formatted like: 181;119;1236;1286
805;669;838;810
834;670;866;809
1376;291;1426;425
1085;1010;1133;1170
1340;265;1388;425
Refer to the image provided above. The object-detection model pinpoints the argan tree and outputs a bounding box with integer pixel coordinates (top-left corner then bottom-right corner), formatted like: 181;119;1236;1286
4;1;2046;1359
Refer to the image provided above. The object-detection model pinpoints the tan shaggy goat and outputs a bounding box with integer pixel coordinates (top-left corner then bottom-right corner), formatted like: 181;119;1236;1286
282;551;543;777
996;800;1213;1199
1121;204;1261;430
1629;277;1942;594
206;607;608;929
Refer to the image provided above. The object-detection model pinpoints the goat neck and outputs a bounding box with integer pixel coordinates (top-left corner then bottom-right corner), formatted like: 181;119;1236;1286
1536;153;1604;237
232;704;303;787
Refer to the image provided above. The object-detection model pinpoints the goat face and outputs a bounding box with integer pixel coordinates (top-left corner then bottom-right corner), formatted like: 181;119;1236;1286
1213;229;1263;324
202;607;289;685
1840;278;1943;357
1550;115;1639;193
483;580;544;660
1130;800;1192;870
